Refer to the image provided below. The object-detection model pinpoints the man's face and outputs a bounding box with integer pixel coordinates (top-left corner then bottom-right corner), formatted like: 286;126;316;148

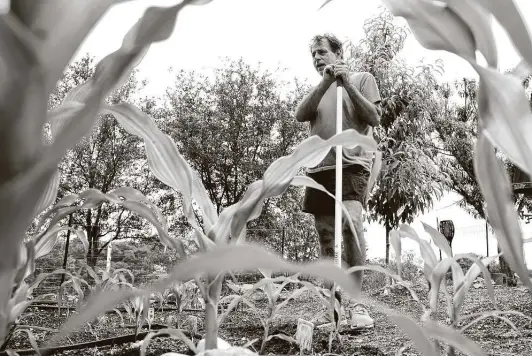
310;39;339;76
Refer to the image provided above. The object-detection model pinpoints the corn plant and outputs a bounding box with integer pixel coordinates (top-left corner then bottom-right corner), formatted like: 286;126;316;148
165;281;186;312
80;265;135;295
216;271;306;353
123;293;150;338
1;235;85;351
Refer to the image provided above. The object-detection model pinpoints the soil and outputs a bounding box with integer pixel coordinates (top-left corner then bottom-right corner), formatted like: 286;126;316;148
4;283;532;355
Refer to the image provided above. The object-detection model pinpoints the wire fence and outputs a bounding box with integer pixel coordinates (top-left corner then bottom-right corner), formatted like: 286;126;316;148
30;225;321;297
32;219;530;299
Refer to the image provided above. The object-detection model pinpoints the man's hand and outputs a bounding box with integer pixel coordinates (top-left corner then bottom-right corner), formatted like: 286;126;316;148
322;64;336;85
333;60;349;85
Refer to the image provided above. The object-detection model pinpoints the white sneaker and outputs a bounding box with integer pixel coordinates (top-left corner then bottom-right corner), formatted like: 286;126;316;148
348;304;374;329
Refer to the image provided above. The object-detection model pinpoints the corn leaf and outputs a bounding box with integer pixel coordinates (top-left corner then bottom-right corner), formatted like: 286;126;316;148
318;0;335;10
422;320;488;356
390;315;438;356
273;287;309;315
8;0;128;94
271;274;300;302
422;221;452;258
474;134;532;290
49;243;360;345
0;13;53;316
454;255;498;316
461;313;519;333
33;225;88;259
473;64;532;175
398;224;421;240
459;310;532;331
441;0;498;67
84;265;102;285
450;260;465;294
382;0;476;61
397;225;438;280
32;170;60;217
228;128;377;244
14;241;35;284
102;103;218;241
476;0;532;66
43;0;204;183
140;328;197;355
390;230;402;277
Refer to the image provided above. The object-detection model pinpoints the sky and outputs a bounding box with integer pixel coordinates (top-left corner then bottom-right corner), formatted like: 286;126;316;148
74;0;532;265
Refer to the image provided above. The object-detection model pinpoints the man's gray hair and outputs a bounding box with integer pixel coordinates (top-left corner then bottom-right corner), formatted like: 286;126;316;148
310;33;344;58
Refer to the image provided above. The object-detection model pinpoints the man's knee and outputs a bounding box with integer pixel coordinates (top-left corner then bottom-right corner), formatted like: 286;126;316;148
314;215;335;257
314;215;335;235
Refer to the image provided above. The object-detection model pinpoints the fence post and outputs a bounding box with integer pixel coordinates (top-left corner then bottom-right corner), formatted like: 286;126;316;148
59;214;73;288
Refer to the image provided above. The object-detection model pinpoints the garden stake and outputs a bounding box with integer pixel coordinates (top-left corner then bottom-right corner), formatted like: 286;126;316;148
334;77;343;270
333;77;343;327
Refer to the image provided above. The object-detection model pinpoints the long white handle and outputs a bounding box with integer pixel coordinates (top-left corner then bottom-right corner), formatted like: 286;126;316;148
335;80;343;268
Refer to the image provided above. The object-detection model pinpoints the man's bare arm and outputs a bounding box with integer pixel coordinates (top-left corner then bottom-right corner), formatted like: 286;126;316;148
343;80;381;127
295;65;335;122
334;63;381;127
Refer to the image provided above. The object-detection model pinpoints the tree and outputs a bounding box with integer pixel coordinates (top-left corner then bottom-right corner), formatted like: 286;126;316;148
433;73;532;281
49;54;161;267
345;8;447;263
159;58;310;239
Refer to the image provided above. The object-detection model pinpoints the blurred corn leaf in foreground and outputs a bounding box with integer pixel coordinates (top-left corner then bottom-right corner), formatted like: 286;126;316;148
0;0;205;345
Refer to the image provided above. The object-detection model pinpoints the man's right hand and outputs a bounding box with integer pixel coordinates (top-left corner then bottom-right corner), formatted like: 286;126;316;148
322;64;336;85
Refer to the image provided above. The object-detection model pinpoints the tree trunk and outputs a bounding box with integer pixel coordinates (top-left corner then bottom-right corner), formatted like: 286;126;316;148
86;225;101;268
385;223;391;265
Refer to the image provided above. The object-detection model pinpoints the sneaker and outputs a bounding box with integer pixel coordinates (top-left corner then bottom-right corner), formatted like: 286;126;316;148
312;307;348;330
347;303;374;329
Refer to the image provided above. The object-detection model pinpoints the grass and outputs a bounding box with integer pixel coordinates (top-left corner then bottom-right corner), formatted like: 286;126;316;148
5;277;532;355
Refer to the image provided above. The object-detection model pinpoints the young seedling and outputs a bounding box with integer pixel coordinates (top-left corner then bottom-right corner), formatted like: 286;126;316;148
218;271;320;354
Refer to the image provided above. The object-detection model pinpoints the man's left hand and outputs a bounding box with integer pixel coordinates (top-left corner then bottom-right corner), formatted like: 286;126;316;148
333;60;349;84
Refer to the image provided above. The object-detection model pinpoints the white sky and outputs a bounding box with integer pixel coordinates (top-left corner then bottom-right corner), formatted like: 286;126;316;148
75;0;532;265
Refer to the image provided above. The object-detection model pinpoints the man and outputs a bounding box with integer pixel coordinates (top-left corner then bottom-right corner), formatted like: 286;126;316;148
295;33;381;329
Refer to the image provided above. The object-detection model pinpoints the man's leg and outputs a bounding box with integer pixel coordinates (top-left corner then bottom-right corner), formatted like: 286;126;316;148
314;214;335;291
341;202;374;329
342;200;367;291
341;165;374;328
314;214;345;325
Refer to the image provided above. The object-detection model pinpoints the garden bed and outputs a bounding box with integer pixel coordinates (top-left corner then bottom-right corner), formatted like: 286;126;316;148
4;285;532;355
